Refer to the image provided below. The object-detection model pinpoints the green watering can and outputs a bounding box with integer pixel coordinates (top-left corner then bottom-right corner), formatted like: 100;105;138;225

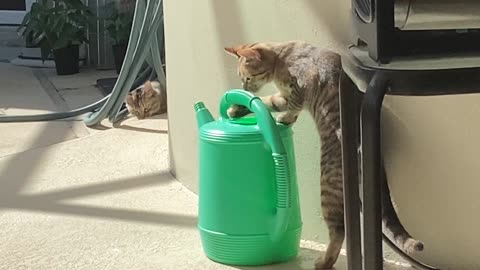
194;89;302;266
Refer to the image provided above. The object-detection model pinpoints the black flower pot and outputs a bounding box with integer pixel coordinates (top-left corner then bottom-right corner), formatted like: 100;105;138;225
53;44;80;75
112;43;128;74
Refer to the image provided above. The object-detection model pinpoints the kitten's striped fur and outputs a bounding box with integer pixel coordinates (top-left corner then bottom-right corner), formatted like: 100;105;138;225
225;41;423;269
125;80;167;119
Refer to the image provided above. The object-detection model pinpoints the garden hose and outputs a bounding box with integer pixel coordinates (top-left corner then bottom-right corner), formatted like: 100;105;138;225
0;64;154;123
85;0;165;126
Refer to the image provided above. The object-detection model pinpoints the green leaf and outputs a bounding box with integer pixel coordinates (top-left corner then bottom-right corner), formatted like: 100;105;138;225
18;12;31;29
19;0;94;49
31;32;46;46
30;2;40;13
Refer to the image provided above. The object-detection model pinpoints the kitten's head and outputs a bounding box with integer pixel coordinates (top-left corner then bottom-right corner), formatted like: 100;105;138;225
224;43;276;92
125;80;164;119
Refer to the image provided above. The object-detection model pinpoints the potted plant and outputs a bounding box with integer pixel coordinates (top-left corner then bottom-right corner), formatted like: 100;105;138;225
18;0;93;75
104;4;133;74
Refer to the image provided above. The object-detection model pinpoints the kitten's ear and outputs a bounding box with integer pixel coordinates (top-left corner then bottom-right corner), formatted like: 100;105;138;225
224;46;241;57
125;94;133;104
143;80;152;89
237;48;261;62
225;45;261;62
143;81;157;97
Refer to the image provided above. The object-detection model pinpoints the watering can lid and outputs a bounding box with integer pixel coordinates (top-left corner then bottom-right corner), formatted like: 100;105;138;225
199;115;292;143
227;115;258;125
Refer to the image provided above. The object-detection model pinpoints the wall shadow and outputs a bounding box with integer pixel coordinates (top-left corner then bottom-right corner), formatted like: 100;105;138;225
7;198;197;227
29;171;174;201
0;171;196;227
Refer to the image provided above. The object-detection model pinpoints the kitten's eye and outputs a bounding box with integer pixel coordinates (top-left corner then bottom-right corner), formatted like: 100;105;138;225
246;77;251;81
144;108;149;113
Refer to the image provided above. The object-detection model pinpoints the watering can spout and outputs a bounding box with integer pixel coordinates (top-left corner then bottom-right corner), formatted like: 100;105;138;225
195;102;214;128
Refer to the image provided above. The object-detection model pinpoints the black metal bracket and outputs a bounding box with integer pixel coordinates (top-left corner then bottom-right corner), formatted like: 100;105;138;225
340;70;389;270
338;52;480;269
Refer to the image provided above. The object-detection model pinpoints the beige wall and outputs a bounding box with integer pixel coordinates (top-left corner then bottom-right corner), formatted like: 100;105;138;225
164;0;351;242
383;95;480;269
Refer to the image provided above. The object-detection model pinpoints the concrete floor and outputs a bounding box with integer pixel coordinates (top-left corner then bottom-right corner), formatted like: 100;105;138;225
0;63;415;270
0;63;78;156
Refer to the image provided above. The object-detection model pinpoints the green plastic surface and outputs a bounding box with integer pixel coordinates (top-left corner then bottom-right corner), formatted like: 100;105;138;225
194;89;302;266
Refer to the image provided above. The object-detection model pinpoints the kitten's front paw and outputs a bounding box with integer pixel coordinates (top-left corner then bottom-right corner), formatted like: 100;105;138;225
276;112;298;125
270;95;288;111
227;105;251;118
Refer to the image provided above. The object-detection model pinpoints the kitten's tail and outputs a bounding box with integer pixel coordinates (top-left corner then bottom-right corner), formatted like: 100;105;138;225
381;168;424;255
382;179;442;270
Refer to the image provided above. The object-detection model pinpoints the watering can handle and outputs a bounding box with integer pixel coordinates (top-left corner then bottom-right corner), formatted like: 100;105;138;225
220;89;291;242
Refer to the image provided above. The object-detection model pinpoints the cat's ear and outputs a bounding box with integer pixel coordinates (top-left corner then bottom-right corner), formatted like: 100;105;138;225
225;45;261;61
143;80;152;88
237;49;261;62
224;46;241;57
143;81;157;97
225;45;261;62
125;93;133;104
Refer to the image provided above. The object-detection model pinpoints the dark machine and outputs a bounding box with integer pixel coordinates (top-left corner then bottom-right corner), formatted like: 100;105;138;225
352;0;480;63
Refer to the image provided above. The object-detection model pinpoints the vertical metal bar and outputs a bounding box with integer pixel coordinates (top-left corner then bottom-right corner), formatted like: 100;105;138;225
360;72;389;270
339;71;363;270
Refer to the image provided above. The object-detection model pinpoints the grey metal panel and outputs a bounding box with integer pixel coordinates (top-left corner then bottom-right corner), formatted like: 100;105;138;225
395;0;480;30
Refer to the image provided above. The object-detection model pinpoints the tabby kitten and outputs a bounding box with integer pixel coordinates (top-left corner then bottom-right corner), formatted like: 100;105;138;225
225;41;424;269
125;80;167;119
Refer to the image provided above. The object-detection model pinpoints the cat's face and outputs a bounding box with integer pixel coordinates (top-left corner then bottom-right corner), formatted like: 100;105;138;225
125;81;163;119
224;44;276;92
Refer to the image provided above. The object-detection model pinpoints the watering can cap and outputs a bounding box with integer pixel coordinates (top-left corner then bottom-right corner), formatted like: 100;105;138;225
199;116;292;143
227;115;257;125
